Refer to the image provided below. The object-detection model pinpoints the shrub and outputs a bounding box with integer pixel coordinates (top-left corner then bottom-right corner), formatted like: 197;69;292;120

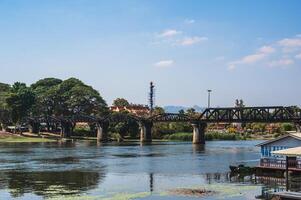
164;132;242;141
163;132;192;141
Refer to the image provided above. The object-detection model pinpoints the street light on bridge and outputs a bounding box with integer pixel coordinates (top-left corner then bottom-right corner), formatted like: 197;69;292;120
207;89;212;108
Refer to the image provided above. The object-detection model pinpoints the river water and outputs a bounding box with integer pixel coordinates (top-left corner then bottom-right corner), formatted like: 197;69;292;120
0;140;289;199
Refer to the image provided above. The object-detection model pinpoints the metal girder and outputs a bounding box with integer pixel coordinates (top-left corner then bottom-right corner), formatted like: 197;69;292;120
198;106;301;123
25;106;301;125
149;113;192;122
101;112;144;124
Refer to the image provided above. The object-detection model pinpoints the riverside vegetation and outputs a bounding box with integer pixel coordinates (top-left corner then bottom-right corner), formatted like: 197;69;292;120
0;77;296;142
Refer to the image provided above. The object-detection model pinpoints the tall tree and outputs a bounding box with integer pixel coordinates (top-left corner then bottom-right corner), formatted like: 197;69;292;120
153;106;165;115
0;82;10;109
235;99;245;107
186;108;196;117
66;85;107;115
6;83;35;125
56;78;108;116
113;98;130;107
31;78;62;116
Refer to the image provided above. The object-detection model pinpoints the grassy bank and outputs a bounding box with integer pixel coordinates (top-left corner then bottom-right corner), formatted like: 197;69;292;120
163;132;246;141
0;136;57;143
0;131;58;143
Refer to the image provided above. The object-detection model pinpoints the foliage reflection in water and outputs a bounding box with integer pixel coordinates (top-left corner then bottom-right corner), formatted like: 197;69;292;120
0;140;298;199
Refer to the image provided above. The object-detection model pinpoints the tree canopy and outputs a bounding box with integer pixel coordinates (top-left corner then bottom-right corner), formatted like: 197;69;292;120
112;98;130;107
6;83;36;124
0;82;10;110
0;77;108;125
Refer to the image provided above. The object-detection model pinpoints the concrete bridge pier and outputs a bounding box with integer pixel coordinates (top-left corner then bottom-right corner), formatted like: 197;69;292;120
191;122;207;144
296;122;301;132
29;121;40;134
96;122;108;142
140;121;153;143
61;121;72;138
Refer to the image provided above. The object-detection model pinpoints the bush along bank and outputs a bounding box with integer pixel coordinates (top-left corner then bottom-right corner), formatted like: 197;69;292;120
163;132;246;141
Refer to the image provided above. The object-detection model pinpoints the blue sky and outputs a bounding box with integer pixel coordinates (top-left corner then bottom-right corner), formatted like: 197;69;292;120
0;0;301;107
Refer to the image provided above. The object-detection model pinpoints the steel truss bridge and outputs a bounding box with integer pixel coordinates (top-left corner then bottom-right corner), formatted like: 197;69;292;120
2;106;301;143
25;106;301;124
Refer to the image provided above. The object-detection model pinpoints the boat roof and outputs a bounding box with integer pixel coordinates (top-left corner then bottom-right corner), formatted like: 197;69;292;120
256;132;301;147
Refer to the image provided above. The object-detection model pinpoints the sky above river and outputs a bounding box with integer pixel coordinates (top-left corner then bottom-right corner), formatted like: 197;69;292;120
0;0;301;107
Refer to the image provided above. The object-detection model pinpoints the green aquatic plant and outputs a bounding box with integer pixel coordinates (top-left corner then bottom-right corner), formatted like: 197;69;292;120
203;184;258;199
102;192;150;200
48;192;150;200
160;183;259;199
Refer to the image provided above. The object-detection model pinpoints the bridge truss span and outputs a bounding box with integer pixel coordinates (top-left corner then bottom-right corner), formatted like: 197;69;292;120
198;106;301;123
149;113;192;122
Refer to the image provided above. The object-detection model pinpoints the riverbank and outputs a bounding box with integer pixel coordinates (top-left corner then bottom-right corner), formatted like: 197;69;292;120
0;130;273;143
0;131;58;143
162;132;275;141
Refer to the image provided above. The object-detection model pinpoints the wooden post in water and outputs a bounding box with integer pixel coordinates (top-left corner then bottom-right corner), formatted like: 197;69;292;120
286;156;289;191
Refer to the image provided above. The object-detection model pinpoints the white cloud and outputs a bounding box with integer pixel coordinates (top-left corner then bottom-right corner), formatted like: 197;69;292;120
240;53;266;64
227;54;263;70
259;46;275;54
226;35;301;70
185;19;195;24
228;53;266;70
278;38;301;47
269;59;294;67
154;60;174;68
295;53;301;59
179;36;208;46
158;29;181;38
227;45;274;70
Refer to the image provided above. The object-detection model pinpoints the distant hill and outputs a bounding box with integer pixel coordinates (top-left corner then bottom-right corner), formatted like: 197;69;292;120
163;105;205;113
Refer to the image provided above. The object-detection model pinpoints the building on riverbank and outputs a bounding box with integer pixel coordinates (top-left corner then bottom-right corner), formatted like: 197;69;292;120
256;132;301;172
110;105;150;116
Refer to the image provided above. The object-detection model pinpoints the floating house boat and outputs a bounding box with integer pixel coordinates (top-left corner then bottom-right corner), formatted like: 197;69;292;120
256;132;301;172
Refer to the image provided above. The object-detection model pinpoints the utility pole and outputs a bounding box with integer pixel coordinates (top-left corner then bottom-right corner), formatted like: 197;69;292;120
207;89;212;108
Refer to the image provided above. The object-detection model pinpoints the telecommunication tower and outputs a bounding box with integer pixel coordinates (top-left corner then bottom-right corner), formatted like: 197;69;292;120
149;82;155;115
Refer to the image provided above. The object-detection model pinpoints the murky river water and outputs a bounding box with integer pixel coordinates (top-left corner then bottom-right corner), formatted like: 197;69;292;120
0;140;290;199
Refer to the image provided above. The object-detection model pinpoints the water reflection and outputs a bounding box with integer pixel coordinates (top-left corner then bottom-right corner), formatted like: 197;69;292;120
0;141;300;199
0;169;105;198
192;144;205;154
149;173;154;193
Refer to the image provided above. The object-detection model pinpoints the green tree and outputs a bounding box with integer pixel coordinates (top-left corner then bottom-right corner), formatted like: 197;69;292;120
178;109;185;115
0;82;10;109
235;99;245;107
113;98;130;107
153;106;165;115
30;78;62;116
6;83;36;125
50;78;108;116
281;123;294;132
186;108;197;118
66;85;107;115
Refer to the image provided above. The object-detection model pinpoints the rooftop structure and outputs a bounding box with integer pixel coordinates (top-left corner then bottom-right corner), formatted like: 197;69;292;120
256;132;301;172
110;105;150;116
257;132;301;158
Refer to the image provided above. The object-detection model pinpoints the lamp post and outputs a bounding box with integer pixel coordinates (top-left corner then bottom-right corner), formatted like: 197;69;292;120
207;89;212;108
